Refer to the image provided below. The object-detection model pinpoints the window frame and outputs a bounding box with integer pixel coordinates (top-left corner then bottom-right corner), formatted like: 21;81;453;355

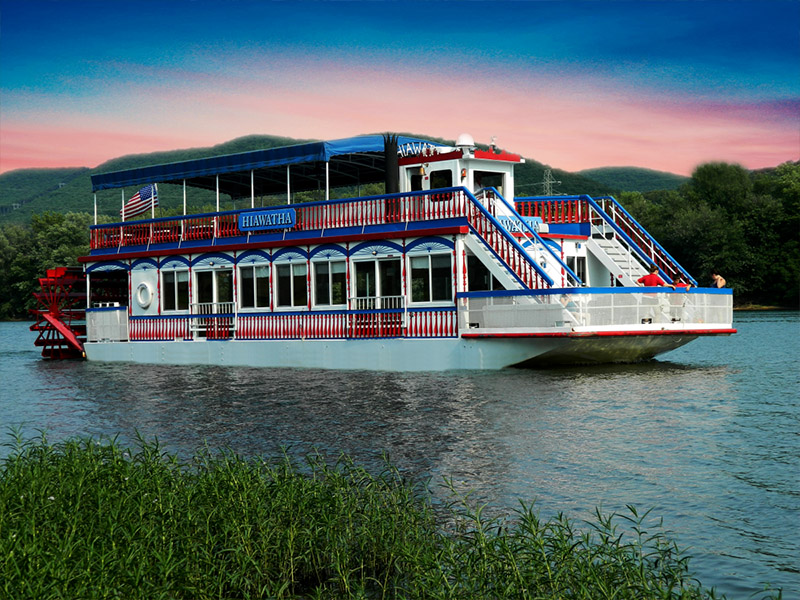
312;259;347;308
429;168;453;190
275;261;308;309
161;269;190;312
351;258;403;309
194;268;234;307
408;252;453;305
238;263;271;310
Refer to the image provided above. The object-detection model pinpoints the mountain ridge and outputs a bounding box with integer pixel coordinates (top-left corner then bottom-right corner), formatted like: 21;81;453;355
577;167;689;192
0;133;708;223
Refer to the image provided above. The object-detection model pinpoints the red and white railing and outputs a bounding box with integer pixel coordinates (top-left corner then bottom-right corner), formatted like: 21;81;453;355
91;190;473;251
125;307;457;342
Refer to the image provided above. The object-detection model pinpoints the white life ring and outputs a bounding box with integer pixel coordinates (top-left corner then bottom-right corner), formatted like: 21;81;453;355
136;282;153;309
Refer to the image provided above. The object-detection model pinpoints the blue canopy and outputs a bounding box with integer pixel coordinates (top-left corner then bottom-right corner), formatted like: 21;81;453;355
91;135;447;197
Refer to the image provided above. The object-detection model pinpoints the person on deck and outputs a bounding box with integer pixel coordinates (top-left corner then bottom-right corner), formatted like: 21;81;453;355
711;271;727;288
637;264;666;287
671;274;692;291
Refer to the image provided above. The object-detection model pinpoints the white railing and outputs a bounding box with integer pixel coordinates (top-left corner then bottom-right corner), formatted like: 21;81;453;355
459;290;734;333
86;304;128;342
349;295;405;311
190;302;236;337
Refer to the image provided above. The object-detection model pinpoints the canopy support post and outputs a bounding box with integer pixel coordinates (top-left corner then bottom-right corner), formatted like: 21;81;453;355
251;170;255;208
183;180;187;215
121;189;125;222
325;161;330;201
216;175;220;212
287;165;291;204
93;193;97;225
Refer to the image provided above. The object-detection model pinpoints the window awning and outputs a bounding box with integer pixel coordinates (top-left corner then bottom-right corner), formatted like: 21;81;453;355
90;135;448;197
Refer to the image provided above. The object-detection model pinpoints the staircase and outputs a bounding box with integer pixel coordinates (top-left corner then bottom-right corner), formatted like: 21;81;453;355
465;197;552;289
465;189;582;290
586;236;649;286
517;195;696;286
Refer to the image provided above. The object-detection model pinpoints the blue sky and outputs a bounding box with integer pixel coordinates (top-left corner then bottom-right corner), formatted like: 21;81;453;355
1;0;798;174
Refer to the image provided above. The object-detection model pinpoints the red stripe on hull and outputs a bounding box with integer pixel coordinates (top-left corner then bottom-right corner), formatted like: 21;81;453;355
462;328;737;339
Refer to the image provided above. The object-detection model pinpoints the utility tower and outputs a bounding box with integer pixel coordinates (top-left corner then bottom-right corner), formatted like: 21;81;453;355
542;169;561;195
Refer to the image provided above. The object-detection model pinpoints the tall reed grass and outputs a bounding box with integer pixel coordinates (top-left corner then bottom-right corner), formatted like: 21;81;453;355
0;433;779;599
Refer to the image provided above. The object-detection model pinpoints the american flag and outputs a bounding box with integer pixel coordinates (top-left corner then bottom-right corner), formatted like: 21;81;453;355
120;184;158;220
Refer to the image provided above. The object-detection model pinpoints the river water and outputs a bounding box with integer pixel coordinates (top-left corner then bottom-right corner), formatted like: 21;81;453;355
1;312;798;598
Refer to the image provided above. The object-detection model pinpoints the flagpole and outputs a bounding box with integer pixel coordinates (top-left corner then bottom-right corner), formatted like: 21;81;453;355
152;184;158;220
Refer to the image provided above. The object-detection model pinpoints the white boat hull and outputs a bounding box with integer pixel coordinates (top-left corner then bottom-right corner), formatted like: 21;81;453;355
83;333;700;371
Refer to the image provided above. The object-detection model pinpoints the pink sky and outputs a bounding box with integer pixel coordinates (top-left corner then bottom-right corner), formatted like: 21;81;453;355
2;52;798;176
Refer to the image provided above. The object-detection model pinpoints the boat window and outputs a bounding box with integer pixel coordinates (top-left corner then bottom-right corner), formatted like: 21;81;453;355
474;170;504;195
162;270;189;311
196;271;214;304
353;259;402;309
407;167;423;192
380;259;402;297
217;270;233;303
276;263;307;308
313;260;346;306
410;254;453;303
566;256;587;284
429;169;452;190
195;268;233;308
239;265;270;309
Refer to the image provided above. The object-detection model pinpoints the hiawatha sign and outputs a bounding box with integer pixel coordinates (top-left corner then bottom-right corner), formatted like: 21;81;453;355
238;208;296;231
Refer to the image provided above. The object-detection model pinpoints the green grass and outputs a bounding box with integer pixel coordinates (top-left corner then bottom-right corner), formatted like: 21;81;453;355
0;433;780;599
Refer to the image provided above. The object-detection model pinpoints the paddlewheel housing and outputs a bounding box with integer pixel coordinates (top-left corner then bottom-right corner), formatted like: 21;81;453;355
30;267;88;359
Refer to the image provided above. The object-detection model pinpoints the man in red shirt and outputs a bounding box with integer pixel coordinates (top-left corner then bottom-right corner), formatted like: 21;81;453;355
637;264;666;286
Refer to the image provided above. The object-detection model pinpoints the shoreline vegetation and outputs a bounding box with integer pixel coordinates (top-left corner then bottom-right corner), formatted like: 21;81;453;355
0;434;781;599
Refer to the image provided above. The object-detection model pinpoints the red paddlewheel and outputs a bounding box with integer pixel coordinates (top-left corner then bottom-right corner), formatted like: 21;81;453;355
30;267;87;360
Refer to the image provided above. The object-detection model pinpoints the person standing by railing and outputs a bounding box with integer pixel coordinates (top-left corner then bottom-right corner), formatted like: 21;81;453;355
711;271;727;288
670;274;692;291
637;264;666;286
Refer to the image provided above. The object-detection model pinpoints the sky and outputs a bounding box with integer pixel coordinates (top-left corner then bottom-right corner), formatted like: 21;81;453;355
1;0;798;176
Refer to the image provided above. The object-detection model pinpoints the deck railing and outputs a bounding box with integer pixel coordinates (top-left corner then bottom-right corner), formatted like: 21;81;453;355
459;288;733;333
90;189;473;251
122;307;457;342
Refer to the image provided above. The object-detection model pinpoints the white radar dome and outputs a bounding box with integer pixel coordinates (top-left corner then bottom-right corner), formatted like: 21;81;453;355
455;133;475;148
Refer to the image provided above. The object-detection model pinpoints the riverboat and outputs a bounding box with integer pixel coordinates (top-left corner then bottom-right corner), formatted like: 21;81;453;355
31;134;735;369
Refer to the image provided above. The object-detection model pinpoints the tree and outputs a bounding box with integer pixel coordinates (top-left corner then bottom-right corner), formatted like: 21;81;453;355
0;212;94;319
685;162;752;212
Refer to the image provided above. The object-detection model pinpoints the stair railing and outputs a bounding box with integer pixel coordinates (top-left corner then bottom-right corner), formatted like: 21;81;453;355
463;189;554;289
594;196;695;285
517;195;695;285
478;188;582;287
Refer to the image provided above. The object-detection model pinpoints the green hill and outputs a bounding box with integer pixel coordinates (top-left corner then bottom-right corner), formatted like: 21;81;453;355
0;168;90;215
0;133;617;224
577;167;689;192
